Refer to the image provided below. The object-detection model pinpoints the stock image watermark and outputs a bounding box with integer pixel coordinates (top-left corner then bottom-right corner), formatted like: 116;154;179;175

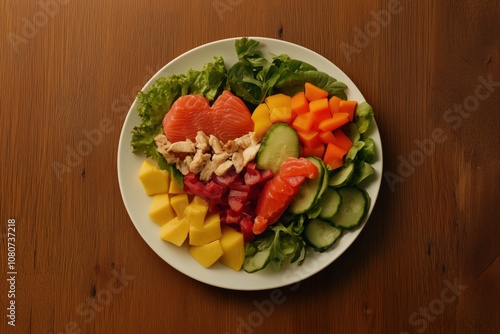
8;0;71;54
48;267;135;334
400;277;467;333
213;0;243;21
340;0;410;62
384;73;500;192
5;219;17;327
51;65;158;182
225;255;322;334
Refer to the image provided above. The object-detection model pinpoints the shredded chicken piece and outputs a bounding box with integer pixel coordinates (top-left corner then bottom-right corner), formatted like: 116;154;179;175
200;160;218;181
209;135;223;154
234;132;258;149
242;144;260;166
214;161;233;176
212;152;231;164
189;150;211;174
155;134;170;154
232;150;245;173
195;131;210;152
155;130;261;179
184;155;193;167
167;139;196;154
176;159;190;175
223;140;239;153
154;134;177;164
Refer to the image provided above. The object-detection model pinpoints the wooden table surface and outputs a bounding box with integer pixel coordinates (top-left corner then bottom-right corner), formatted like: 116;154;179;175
1;0;499;333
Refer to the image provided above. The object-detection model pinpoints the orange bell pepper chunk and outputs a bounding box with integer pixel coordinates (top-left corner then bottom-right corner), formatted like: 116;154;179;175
292;112;314;132
323;143;347;170
302;144;326;159
305;83;328;101
331;129;353;152
338;100;357;121
328;96;342;115
318;113;349;132
290;92;310;115
319;131;337;145
297;130;322;149
309;98;331;129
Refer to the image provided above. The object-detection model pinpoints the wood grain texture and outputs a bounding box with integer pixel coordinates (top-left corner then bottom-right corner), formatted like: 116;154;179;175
1;0;498;333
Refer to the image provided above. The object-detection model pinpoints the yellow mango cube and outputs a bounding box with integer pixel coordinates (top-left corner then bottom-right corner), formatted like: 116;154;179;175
189;213;221;246
191;195;208;206
160;217;189;246
251;103;270;122
219;225;245;271
265;93;292;110
184;203;208;230
170;194;189;219
169;177;185;194
251;103;272;140
270;105;293;123
148;193;176;226
138;160;170;195
189;240;223;268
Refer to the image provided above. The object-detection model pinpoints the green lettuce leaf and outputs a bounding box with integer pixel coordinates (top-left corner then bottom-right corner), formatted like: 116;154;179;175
273;54;348;99
227;38;348;107
243;217;308;272
228;38;281;106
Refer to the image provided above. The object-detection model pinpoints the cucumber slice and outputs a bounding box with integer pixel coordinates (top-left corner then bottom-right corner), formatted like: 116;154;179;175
255;123;300;174
307;203;323;219
318;187;342;219
328;163;354;187
243;248;271;273
330;186;369;229
304;218;342;252
288;156;328;214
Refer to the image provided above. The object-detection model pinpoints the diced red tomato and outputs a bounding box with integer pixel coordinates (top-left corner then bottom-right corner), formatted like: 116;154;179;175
183;164;273;240
259;169;274;182
244;163;262;185
212;170;239;187
228;189;249;213
239;216;255;241
183;173;205;195
228;182;250;192
223;209;242;224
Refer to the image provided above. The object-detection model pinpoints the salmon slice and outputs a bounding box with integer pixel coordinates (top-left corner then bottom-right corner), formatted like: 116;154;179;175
209;91;254;142
252;158;319;235
162;94;211;143
162;90;254;143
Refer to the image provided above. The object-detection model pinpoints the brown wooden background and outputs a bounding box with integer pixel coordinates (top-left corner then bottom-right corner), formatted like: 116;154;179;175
1;0;499;333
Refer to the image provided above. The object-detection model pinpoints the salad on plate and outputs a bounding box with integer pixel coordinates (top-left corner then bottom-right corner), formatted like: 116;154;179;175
128;37;377;275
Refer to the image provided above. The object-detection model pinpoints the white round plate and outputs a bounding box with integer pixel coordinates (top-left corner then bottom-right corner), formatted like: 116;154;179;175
117;37;383;290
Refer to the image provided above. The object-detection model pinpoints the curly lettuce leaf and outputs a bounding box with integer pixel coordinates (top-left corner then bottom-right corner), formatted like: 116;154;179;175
354;102;374;134
359;137;375;163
